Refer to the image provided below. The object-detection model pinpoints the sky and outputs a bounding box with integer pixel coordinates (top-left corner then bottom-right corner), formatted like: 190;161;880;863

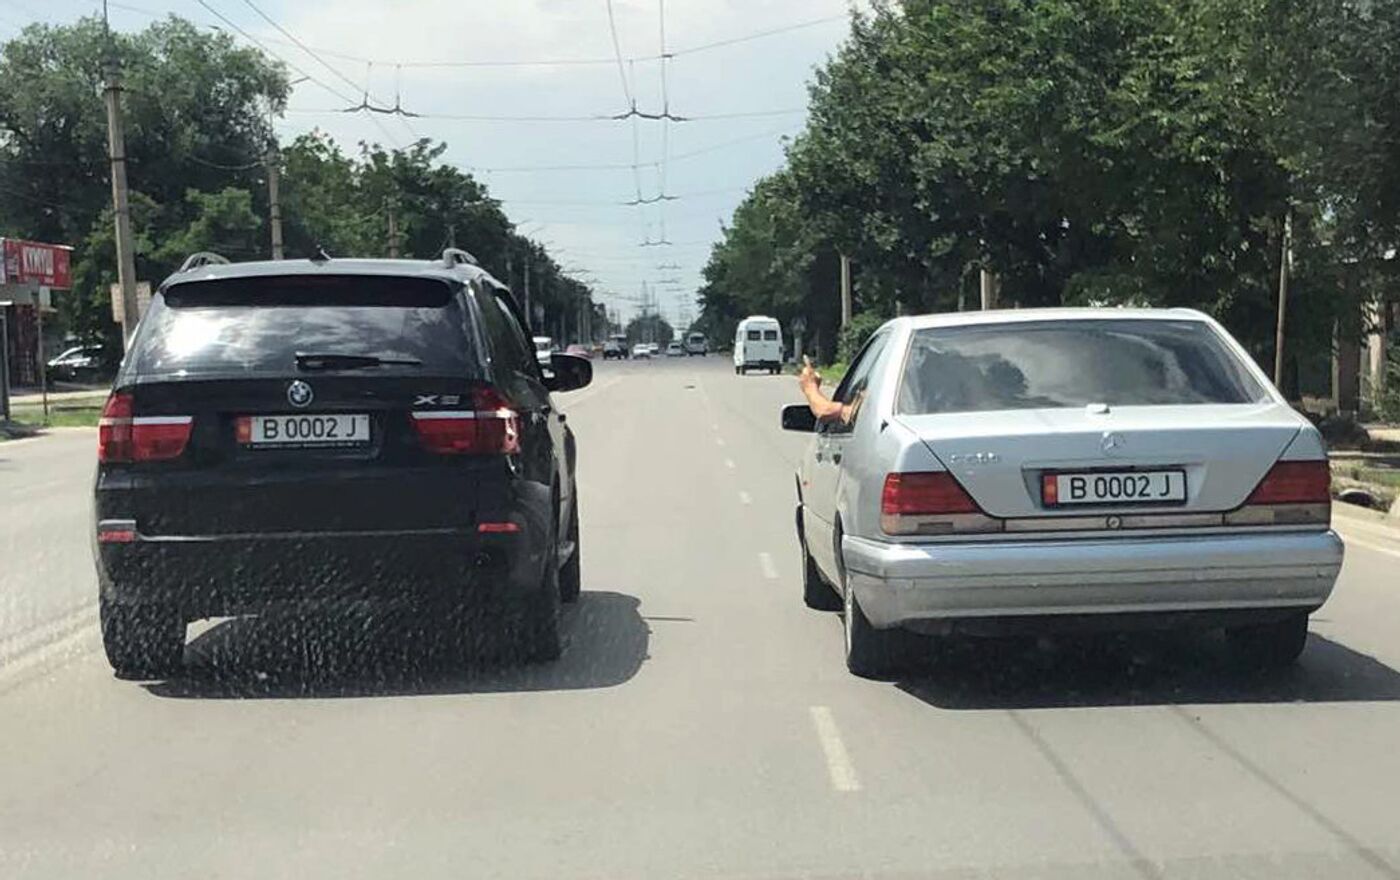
1;0;865;328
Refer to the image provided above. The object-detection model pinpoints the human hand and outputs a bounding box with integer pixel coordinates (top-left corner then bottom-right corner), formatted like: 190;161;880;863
798;355;821;390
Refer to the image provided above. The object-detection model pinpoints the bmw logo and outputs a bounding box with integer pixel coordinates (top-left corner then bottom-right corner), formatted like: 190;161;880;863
287;380;314;408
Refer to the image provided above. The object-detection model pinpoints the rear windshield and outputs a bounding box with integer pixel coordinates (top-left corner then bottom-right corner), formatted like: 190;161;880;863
746;330;761;341
898;319;1269;415
763;330;778;341
130;275;475;377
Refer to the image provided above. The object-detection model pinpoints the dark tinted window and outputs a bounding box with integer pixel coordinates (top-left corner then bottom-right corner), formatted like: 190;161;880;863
763;330;778;341
132;275;475;377
746;330;761;341
898;319;1268;415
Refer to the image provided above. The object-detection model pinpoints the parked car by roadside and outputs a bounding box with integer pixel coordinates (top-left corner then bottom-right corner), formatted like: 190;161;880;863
47;344;107;382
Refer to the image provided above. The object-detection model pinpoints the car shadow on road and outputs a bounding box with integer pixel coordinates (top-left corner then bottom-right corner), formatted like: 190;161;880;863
143;590;649;700
895;630;1400;710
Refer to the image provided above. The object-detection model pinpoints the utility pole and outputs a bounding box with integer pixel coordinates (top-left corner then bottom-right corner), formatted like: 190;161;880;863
266;146;284;260
447;222;456;249
1274;210;1292;389
103;60;140;349
979;268;998;310
386;201;400;258
522;259;532;329
839;253;852;327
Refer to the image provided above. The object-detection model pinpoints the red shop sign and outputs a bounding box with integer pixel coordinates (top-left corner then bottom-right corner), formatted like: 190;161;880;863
2;238;73;289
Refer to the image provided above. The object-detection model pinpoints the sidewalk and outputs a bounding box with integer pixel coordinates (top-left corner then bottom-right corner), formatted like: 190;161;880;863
9;387;108;407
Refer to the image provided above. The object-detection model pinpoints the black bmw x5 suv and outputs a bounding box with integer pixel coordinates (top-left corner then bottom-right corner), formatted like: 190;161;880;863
93;250;591;678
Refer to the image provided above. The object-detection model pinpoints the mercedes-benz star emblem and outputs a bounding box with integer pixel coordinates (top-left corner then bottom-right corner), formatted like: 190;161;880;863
1101;431;1125;454
287;380;314;408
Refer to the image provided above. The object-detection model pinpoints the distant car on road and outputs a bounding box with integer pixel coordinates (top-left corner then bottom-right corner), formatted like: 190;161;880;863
533;336;555;367
602;340;627;360
92;250;593;678
565;344;592;359
646;343;660;357
783;308;1344;678
685;333;708;356
665;341;685;357
631;343;652;359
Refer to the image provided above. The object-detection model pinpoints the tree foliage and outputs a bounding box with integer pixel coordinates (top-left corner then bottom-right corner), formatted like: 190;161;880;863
698;0;1400;385
0;16;594;350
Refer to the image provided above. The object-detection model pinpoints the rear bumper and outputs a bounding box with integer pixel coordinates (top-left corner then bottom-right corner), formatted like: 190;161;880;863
841;530;1344;630
95;528;544;619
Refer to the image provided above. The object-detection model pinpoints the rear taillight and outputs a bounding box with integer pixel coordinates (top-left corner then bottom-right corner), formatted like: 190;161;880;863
98;392;192;463
410;387;521;455
1225;460;1331;527
880;472;1003;536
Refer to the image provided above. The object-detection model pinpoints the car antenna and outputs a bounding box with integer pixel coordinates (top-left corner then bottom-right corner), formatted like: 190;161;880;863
310;245;332;263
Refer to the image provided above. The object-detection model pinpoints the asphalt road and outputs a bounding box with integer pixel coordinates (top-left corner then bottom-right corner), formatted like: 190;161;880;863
3;357;1400;879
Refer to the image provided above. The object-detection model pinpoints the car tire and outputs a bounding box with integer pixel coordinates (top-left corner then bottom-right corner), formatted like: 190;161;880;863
1226;613;1309;669
100;597;184;679
559;498;581;604
843;580;915;679
518;515;563;662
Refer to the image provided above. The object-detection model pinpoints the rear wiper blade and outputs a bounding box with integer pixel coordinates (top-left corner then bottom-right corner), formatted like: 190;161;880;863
294;352;422;370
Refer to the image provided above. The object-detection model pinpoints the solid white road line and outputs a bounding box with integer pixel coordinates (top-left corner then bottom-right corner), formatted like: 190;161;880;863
758;552;778;580
724;458;736;470
739;491;752;505
1339;534;1400;560
809;706;861;793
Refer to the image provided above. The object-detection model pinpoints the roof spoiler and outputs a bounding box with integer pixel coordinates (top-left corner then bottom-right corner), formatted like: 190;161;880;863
178;251;231;272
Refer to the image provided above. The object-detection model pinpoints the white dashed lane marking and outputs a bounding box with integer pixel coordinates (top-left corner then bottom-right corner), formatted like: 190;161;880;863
809;706;860;792
758;552;778;580
739;491;752;505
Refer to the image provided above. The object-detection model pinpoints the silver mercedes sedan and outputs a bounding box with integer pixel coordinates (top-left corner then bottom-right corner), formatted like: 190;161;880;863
782;309;1344;678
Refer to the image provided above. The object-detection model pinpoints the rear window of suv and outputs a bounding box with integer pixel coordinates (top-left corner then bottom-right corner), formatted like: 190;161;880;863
130;275;477;377
898;319;1269;415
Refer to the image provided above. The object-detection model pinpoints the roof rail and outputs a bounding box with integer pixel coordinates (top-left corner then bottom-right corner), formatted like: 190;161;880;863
441;247;479;268
179;251;231;272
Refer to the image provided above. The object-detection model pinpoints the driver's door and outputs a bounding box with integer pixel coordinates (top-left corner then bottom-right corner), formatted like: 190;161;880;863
802;331;891;581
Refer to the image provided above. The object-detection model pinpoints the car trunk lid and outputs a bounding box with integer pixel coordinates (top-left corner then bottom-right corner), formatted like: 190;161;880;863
896;403;1301;519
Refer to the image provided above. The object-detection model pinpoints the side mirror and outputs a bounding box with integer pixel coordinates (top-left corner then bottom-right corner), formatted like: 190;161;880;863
545;352;593;393
781;403;817;432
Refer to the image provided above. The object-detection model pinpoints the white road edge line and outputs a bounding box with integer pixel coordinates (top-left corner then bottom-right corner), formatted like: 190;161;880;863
809;706;861;792
758;552;778;580
1338;534;1400;560
739;491;752;505
724;458;736;470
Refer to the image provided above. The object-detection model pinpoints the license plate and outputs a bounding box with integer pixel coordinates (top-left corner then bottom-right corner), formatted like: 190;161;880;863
1045;470;1186;506
238;414;370;448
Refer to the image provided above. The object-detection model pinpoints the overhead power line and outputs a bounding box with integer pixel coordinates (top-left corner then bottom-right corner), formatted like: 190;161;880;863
192;0;353;105
190;0;402;147
604;0;634;110
169;10;851;71
238;0;372;100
